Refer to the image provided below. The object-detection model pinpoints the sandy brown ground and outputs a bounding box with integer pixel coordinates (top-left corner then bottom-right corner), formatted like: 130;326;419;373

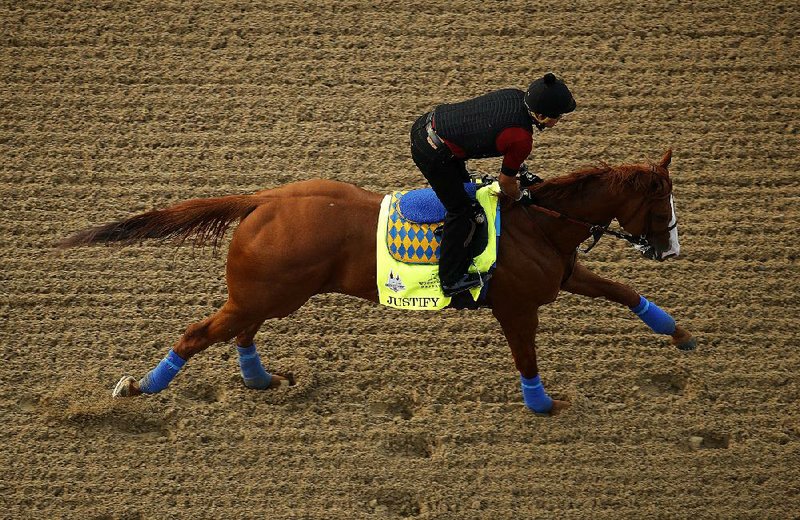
2;1;799;518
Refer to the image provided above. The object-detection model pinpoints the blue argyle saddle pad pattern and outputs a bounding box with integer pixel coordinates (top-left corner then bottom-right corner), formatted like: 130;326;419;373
387;190;442;264
386;184;480;264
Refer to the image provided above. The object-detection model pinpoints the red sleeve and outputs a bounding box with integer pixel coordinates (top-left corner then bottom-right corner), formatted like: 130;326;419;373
496;127;533;173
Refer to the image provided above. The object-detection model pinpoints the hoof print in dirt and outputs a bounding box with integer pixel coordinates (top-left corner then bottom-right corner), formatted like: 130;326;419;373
178;382;223;404
368;490;422;517
379;431;438;459
642;373;688;396
689;432;731;450
368;398;416;421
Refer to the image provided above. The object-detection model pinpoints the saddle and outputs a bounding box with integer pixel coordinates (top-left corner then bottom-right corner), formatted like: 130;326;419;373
387;183;485;264
397;183;480;223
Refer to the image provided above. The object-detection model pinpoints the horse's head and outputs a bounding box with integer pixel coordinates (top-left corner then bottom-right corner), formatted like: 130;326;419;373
616;150;680;261
527;151;681;260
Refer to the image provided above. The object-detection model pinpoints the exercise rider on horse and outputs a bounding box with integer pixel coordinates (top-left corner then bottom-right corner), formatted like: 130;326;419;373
410;72;576;296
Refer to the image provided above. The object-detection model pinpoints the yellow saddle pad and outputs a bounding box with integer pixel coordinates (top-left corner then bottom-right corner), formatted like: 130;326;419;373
376;182;500;310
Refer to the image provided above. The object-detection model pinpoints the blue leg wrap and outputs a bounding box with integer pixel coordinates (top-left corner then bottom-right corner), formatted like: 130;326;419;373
520;374;553;414
139;349;186;394
630;296;676;335
237;343;272;389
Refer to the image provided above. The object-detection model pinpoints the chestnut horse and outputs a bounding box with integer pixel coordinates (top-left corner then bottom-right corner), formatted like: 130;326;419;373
59;150;694;415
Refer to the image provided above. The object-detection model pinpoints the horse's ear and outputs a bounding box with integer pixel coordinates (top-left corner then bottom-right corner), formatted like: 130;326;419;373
659;149;672;169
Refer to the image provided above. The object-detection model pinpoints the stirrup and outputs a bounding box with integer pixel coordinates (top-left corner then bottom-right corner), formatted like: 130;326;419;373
442;272;482;297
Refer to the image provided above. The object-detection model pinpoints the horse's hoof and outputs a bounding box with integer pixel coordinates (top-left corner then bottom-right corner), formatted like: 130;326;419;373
243;375;273;390
245;372;295;390
269;372;295;389
676;337;697;351
529;399;571;416
112;375;137;397
549;399;571;416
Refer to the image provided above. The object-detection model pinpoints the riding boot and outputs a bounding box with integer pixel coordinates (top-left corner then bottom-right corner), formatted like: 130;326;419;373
467;201;489;259
439;208;483;296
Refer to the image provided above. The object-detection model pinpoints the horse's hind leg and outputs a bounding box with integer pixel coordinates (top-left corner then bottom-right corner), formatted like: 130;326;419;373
233;321;292;389
113;301;258;397
562;261;696;351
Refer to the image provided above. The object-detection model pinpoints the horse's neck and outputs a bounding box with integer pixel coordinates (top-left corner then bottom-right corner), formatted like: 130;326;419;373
527;185;624;255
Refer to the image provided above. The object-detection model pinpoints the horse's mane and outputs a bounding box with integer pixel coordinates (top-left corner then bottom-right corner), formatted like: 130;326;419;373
531;161;672;200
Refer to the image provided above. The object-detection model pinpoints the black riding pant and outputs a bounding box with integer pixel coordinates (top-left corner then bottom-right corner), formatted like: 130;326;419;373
410;113;485;286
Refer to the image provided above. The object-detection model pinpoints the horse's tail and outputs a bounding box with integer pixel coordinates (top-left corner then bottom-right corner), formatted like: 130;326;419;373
58;195;263;249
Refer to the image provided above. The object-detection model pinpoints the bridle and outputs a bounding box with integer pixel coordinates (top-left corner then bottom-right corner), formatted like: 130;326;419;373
518;190;676;257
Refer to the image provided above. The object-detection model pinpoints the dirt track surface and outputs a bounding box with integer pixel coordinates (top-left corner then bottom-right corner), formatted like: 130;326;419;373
2;1;799;518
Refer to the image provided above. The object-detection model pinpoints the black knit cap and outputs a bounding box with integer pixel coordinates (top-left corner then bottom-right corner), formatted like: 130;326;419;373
524;73;576;118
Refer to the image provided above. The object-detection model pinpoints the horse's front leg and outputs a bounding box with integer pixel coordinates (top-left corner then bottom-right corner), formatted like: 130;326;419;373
562;261;696;351
492;304;571;416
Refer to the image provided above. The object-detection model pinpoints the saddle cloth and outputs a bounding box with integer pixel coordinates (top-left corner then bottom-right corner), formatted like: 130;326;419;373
376;182;500;310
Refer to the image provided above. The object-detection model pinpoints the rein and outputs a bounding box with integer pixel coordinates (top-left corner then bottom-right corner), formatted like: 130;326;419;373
519;200;653;254
487;165;676;256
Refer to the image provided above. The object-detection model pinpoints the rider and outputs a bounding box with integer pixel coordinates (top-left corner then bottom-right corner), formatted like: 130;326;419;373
410;72;577;296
